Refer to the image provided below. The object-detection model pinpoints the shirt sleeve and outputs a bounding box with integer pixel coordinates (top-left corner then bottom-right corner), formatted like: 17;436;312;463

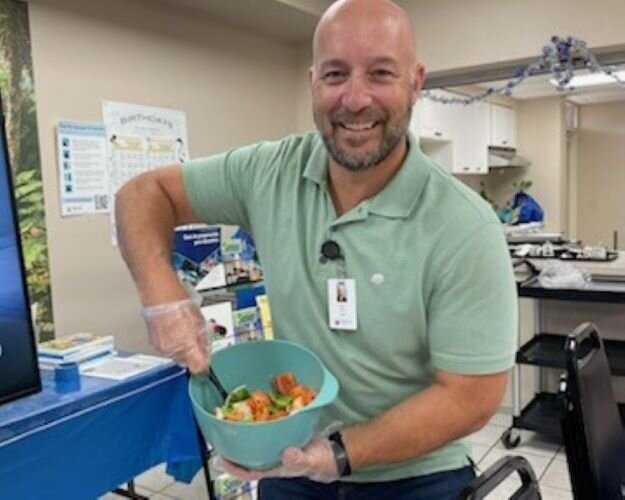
182;142;271;230
427;223;518;375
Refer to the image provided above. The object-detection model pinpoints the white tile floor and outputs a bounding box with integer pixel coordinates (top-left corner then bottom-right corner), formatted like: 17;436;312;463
99;410;574;500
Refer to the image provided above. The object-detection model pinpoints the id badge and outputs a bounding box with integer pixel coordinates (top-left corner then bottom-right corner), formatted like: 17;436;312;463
327;278;357;331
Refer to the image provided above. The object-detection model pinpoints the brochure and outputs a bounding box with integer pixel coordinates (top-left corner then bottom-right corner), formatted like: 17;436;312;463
38;333;114;358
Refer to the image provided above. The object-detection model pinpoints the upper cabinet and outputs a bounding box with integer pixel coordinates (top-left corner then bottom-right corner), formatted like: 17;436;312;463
411;95;519;175
453;100;490;174
411;90;456;141
489;103;517;148
411;91;490;174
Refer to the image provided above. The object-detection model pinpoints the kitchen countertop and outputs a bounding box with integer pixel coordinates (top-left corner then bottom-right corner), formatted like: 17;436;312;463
514;251;625;279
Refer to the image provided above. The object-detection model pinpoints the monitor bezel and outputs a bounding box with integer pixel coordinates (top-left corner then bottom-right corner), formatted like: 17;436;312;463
0;94;42;405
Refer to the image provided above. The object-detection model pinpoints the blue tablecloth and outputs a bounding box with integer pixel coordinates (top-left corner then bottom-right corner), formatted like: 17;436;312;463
0;360;203;499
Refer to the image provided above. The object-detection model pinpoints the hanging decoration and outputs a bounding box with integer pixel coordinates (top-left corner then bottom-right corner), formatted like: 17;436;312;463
424;36;625;105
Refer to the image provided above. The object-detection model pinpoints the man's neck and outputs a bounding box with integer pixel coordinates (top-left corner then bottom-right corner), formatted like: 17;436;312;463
327;137;408;217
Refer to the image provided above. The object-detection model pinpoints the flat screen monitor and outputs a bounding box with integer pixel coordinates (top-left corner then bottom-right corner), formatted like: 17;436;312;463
0;99;41;405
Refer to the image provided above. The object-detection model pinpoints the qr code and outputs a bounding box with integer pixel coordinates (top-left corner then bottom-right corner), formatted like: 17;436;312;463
94;195;109;210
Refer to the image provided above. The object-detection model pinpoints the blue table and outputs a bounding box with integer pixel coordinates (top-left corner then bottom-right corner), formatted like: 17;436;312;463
0;360;205;499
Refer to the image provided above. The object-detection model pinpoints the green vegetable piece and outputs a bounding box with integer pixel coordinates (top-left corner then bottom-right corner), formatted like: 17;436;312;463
225;385;251;407
269;391;293;410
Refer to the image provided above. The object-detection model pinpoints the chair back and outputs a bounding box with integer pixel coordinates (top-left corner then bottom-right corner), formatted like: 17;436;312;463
559;322;625;499
460;455;541;499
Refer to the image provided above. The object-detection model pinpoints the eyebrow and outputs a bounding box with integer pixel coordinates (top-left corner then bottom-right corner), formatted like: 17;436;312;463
318;59;348;71
318;56;400;71
368;56;400;67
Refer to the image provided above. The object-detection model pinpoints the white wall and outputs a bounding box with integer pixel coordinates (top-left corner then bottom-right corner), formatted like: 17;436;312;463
29;0;298;352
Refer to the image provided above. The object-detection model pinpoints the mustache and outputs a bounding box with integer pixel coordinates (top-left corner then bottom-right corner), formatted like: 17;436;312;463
329;108;388;124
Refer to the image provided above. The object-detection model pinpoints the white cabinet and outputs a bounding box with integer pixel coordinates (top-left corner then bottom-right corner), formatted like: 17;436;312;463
452;100;490;174
411;91;456;141
411;91;489;174
489;103;517;148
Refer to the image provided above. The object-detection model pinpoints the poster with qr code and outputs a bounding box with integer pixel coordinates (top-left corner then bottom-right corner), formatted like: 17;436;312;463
102;101;189;245
56;120;111;216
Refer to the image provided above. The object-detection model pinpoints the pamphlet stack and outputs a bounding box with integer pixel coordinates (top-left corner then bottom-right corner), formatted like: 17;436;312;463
38;332;115;369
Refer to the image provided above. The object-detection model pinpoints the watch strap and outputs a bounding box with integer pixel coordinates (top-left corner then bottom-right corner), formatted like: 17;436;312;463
328;431;352;477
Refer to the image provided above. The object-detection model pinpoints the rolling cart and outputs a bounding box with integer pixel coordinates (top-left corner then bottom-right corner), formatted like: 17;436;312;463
502;275;625;448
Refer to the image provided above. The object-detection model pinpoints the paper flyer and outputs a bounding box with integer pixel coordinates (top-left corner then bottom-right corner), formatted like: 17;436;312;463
56;120;110;216
102;101;189;244
81;354;171;380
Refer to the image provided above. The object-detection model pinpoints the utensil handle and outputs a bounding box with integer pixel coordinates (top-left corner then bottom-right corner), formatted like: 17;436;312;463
205;366;229;401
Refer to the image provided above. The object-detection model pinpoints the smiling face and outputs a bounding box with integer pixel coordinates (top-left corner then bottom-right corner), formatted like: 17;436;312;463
310;0;424;172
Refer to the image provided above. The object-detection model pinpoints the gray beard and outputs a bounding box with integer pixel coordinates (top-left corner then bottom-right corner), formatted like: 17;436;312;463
320;109;412;172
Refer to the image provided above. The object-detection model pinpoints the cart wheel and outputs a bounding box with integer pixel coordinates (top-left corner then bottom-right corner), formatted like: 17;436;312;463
501;428;521;449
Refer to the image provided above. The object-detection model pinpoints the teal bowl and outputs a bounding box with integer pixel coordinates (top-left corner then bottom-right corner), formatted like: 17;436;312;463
189;339;339;470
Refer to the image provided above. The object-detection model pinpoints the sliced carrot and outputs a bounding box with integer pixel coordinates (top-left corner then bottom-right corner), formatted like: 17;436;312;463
273;372;297;396
250;389;271;407
290;384;317;405
268;409;288;420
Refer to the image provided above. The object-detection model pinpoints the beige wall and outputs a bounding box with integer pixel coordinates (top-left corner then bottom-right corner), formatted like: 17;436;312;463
295;43;315;132
575;101;625;248
397;0;625;72
515;97;567;233
29;0;298;351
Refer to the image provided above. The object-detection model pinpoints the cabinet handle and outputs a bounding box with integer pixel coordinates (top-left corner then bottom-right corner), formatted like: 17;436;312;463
502;140;508;145
434;131;442;137
463;166;470;171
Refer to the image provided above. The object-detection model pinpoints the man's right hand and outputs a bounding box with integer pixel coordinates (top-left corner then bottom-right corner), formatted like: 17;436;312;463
142;299;210;373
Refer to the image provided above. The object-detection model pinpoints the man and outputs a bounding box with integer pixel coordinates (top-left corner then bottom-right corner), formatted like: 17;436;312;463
116;0;517;498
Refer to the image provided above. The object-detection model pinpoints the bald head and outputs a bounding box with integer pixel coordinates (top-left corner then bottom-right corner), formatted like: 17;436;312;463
313;0;417;69
309;0;424;173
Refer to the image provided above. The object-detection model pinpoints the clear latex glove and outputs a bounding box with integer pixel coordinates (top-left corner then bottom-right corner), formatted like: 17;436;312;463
141;298;210;373
212;434;339;483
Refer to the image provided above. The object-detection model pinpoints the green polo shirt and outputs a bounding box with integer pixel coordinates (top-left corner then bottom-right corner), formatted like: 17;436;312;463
183;132;517;482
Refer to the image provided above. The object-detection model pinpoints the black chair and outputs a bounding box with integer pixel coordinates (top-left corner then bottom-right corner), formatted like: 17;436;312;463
559;322;625;499
460;455;541;499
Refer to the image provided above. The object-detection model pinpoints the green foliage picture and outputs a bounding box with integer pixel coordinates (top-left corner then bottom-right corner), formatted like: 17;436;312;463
0;0;54;336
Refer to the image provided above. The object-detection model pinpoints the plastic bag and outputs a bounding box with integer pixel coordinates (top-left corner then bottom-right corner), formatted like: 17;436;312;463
538;261;590;289
511;190;544;224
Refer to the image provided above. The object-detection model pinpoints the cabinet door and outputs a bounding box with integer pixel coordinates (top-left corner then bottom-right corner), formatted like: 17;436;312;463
452;100;489;174
490;103;517;148
411;91;455;141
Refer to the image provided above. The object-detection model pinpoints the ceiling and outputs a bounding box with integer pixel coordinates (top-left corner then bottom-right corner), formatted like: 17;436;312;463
477;67;625;105
154;0;333;44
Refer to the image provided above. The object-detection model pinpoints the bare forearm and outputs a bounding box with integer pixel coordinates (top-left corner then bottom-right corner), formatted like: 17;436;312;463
116;169;192;306
342;371;507;470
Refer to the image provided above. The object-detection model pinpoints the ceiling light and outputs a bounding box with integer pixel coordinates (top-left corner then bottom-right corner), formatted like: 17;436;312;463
550;70;625;88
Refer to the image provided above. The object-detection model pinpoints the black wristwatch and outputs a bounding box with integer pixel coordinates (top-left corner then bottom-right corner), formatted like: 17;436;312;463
328;431;352;477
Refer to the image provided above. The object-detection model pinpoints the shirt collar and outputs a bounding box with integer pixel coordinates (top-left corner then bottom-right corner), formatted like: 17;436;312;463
302;132;430;219
302;134;329;189
368;132;430;219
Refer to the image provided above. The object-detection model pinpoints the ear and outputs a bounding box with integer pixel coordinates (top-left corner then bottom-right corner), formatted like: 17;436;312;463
411;62;426;105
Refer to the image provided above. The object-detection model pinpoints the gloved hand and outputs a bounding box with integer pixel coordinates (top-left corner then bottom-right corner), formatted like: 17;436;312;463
212;434;339;483
141;298;210;373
